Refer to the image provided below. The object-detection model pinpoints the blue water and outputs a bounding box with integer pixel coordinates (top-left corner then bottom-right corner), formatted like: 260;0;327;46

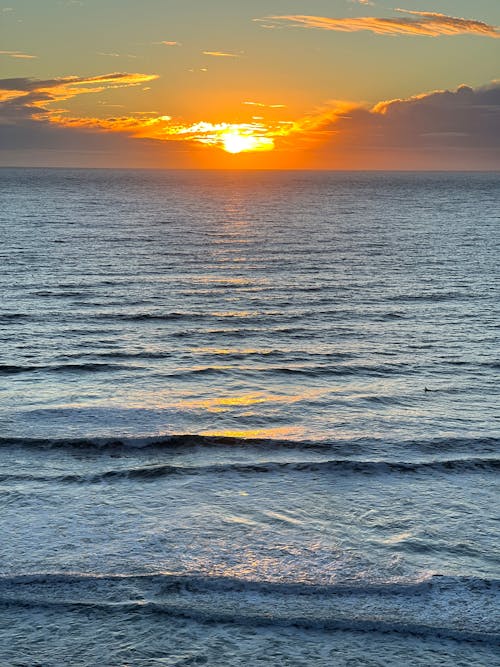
0;168;499;666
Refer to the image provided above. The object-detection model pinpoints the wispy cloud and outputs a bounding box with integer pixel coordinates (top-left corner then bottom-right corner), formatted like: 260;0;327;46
256;10;500;38
155;40;181;46
97;102;125;108
202;51;241;58
97;52;138;58
0;50;38;59
244;101;286;109
0;72;159;123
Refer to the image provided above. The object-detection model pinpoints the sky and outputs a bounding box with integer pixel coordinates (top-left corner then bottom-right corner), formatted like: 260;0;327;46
1;0;499;169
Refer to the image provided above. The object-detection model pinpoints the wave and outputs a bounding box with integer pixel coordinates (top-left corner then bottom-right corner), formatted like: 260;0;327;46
192;350;356;362
387;291;470;303
269;363;410;378
98;312;197;322
155;362;416;379
1;457;498;485
0;572;497;644
0;433;498;454
0;360;406;378
0;313;29;324
57;350;173;361
0;362;138;375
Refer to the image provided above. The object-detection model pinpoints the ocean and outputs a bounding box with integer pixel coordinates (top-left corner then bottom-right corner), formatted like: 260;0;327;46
0;168;498;666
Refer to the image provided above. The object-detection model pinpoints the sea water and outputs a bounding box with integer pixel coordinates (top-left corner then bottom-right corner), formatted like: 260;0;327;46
0;168;498;666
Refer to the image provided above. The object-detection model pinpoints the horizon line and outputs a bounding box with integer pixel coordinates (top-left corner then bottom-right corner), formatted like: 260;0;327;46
1;166;499;173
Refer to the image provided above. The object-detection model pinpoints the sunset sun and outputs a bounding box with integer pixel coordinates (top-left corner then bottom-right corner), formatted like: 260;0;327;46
221;130;274;154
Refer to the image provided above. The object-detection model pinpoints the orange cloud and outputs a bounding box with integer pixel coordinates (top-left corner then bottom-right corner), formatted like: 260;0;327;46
0;89;25;102
0;72;159;119
256;10;500;38
202;51;241;58
49;115;285;153
244;101;286;109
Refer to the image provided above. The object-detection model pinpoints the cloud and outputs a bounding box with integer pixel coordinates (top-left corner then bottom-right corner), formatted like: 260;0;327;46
202;51;241;58
0;72;195;167
244;101;286;109
0;72;159;123
46;115;284;153
256;10;500;38
0;50;38;59
155;41;181;46
290;82;500;168
97;52;138;59
1;73;498;168
0;72;286;155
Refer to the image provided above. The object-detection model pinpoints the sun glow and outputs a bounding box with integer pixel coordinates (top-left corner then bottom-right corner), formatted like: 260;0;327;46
30;75;288;157
221;130;274;154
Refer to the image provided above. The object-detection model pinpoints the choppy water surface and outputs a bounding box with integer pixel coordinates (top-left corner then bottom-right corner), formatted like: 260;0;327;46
0;169;499;666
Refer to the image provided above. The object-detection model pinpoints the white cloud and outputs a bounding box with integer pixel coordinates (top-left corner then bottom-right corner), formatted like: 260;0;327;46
0;50;38;59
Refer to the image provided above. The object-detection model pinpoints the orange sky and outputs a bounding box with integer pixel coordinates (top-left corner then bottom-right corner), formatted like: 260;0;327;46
1;1;499;168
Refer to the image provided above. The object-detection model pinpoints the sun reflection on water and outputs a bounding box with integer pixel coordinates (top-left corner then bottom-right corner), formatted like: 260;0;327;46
181;388;327;414
199;426;309;440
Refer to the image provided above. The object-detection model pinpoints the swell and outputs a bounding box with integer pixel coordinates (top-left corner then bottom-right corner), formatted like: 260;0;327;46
0;434;498;454
1;457;498;485
2;598;495;644
388;291;470;303
0;362;138;375
1;572;496;596
0;313;29;323
0;361;411;378
0;573;497;644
